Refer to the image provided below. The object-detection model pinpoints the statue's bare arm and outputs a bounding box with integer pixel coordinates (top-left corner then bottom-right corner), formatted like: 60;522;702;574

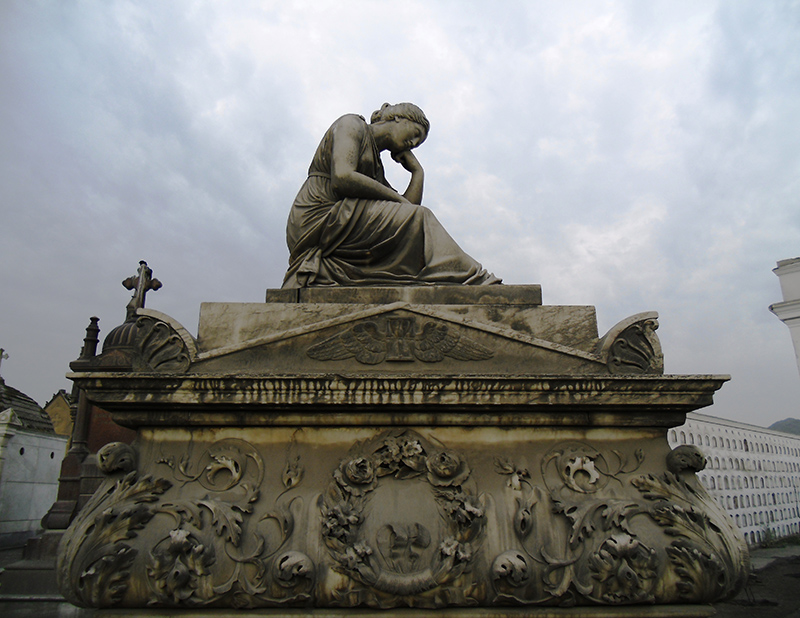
330;116;423;205
393;151;424;205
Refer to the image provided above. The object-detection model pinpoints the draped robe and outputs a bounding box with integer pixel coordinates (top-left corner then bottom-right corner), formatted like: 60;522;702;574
282;114;500;288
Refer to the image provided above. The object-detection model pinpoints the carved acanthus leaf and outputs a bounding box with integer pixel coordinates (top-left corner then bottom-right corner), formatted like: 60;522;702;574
57;472;172;608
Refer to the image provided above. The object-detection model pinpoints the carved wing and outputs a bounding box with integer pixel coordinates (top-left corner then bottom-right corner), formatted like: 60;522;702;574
307;322;387;365
413;322;494;362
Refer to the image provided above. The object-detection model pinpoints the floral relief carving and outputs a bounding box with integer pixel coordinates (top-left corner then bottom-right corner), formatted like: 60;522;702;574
147;528;216;605
586;533;658;603
491;442;658;606
150;438;315;608
320;429;485;608
494;456;531;491
58;437;315;609
59;433;748;610
489;441;747;607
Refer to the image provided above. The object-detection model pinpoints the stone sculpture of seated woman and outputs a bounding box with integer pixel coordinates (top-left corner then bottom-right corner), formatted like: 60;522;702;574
282;102;501;288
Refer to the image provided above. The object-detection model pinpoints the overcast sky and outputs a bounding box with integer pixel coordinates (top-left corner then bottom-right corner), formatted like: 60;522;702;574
1;0;799;427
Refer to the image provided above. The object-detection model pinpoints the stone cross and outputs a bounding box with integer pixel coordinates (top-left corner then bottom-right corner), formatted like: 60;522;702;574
123;261;162;321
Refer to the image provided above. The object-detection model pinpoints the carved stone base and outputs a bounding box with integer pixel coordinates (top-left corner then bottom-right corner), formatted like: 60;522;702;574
95;605;716;617
57;288;747;612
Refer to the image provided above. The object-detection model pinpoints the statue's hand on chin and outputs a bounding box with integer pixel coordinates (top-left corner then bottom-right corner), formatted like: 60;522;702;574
392;150;423;173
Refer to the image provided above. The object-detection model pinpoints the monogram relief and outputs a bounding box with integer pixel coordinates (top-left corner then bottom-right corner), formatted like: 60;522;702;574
320;429;486;608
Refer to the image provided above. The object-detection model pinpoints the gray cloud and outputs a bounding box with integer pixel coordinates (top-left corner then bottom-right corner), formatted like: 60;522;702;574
1;1;798;425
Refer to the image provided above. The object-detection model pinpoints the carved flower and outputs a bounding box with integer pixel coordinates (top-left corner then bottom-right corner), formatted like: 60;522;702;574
374;437;403;475
427;451;470;487
148;528;215;605
442;490;485;527
494;456;531;491
439;538;472;564
334;457;377;496
400;439;426;472
588;533;658;603
322;503;361;543
343;542;373;570
169;528;192;552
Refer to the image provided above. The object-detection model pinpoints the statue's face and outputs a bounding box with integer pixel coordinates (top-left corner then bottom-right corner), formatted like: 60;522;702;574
388;119;427;153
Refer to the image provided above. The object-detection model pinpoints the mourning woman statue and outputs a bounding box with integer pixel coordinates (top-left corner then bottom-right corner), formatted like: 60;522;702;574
282;103;501;288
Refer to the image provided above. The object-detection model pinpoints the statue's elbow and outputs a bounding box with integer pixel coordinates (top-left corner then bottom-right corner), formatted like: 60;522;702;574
330;174;351;197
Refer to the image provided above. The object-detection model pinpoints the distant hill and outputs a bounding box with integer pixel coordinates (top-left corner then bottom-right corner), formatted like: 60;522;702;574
769;418;800;435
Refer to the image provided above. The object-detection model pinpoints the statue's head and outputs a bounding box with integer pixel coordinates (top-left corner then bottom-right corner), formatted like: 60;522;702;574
370;102;430;140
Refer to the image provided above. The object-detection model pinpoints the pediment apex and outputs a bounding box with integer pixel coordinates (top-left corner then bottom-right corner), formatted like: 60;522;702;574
0;407;22;427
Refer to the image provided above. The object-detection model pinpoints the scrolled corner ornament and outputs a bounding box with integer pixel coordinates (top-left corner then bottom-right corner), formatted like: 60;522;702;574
598;311;663;375
320;430;486;608
133;315;191;372
56;467;172;608
631;445;750;603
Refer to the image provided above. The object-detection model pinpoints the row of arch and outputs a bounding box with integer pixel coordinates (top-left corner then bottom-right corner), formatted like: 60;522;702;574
708;488;799;513
746;523;800;545
704;455;799;473
669;416;800;545
701;472;800;491
670;428;800;457
734;509;796;528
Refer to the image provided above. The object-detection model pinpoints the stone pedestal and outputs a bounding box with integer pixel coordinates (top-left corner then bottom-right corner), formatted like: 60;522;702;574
57;286;747;616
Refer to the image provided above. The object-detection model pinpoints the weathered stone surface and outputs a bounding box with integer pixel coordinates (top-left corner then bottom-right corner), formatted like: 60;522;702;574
93;606;717;617
266;285;542;305
57;289;746;614
194;295;654;378
69;374;725;427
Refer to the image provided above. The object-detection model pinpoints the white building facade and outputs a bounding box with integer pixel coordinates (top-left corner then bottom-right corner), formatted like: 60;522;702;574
669;412;800;546
0;378;68;547
771;257;800;375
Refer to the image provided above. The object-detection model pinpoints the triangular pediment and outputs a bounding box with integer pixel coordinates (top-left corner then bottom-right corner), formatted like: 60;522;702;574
193;303;606;375
0;407;22;427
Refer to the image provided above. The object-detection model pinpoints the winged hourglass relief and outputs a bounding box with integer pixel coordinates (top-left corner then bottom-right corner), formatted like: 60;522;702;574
306;316;494;365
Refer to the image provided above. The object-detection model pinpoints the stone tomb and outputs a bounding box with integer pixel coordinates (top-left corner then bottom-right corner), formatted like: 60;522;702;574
57;285;747;616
